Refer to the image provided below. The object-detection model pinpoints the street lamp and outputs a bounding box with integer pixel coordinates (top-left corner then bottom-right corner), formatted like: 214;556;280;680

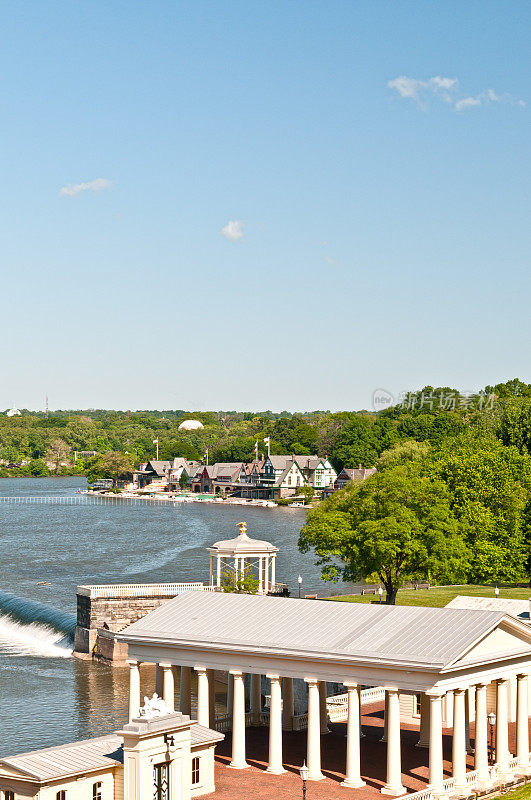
300;761;309;800
378;586;383;603
494;586;500;598
298;575;302;599
488;711;496;764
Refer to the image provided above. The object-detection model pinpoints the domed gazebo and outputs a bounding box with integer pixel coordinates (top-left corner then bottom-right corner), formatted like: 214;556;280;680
207;522;279;594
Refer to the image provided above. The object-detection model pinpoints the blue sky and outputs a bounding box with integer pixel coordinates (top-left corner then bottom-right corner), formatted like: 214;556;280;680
1;1;529;411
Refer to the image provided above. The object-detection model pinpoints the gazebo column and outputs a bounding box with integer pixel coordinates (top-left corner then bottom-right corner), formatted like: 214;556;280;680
427;691;444;795
258;557;264;593
475;683;490;784
251;673;262;725
305;678;324;780
358;685;365;738
264;556;269;593
271;555;276;589
195;666;209;727
341;682;366;788
161;663;175;712
282;677;294;730
216;555;221;589
381;687;405;795
180;666;192;716
127;659;141;722
495;677;511;774
229;670;249;768
227;672;234;719
452;688;467;793
319;681;330;734
417;693;430;748
516;673;529;773
209;555;213;586
266;674;286;774
208;668;216;728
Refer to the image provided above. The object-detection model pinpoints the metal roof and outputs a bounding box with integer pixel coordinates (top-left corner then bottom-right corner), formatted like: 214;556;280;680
208;530;278;554
447;595;531;622
0;735;123;780
0;723;223;782
119;592;515;669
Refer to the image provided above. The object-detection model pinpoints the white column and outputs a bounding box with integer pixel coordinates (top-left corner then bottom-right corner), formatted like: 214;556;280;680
516;673;529;772
180;666;191;716
209;555;213;586
227;672;233;717
496;677;511;772
319;681;330;734
161;663;175;712
216;555;221;588
155;664;163;696
229;670;248;768
357;685;365;738
258;557;263;593
417;693;430;748
452;688;467;792
195;666;209;727
251;673;262;725
305;678;324;780
341;682;366;788
427;691;444;794
381;688;405;795
127;659;141;722
271;555;276;588
207;668;216;728
282;677;294;730
266;674;285;774
475;683;490;784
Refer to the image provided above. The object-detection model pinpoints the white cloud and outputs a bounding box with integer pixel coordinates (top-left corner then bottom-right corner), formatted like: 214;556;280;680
388;75;525;112
59;178;112;197
221;220;245;241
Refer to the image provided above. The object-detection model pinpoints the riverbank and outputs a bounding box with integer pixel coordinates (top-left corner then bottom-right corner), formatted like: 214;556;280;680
329;584;531;607
84;489;317;509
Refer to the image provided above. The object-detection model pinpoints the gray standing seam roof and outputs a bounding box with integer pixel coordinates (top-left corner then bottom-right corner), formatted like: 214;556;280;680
119;592;514;669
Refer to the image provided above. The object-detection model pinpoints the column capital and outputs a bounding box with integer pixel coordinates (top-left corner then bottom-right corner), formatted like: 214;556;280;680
159;662;172;670
126;659;139;667
475;681;489;689
194;664;207;674
453;686;466;696
343;681;359;689
426;688;445;698
304;677;319;687
496;676;510;685
266;673;281;682
517;672;529;681
383;685;399;695
229;669;244;678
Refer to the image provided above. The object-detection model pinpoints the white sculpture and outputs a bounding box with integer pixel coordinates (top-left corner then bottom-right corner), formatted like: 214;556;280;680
137;693;168;719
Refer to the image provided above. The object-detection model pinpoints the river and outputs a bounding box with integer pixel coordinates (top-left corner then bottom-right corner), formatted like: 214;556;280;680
0;478;355;757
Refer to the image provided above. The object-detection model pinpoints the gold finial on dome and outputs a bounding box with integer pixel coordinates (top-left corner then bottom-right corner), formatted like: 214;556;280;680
238;521;247;536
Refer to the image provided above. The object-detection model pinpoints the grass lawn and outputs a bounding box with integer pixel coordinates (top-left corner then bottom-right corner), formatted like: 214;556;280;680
329;584;531;608
495;782;531;800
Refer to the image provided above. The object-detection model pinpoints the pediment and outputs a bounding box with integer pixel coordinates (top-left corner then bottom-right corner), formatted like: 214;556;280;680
449;619;531;668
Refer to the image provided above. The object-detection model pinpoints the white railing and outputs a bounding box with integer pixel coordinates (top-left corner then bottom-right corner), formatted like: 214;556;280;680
325;686;386;723
292;713;308;731
77;582;214;598
361;686;386;704
403;754;531;800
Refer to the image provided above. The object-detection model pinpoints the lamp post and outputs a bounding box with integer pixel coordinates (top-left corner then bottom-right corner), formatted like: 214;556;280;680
494;586;499;598
488;711;496;764
298;575;302;599
300;761;309;800
378;586;383;603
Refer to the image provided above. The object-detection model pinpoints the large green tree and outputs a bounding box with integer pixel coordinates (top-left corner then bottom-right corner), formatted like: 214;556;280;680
299;466;468;603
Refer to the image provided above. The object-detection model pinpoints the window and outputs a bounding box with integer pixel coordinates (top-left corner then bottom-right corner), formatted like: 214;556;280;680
4;792;15;800
92;783;102;800
153;763;169;800
414;693;421;716
57;792;67;800
191;757;200;785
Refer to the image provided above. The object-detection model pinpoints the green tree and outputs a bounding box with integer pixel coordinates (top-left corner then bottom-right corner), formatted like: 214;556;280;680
179;472;188;489
299;466;468;603
86;452;135;483
220;564;259;594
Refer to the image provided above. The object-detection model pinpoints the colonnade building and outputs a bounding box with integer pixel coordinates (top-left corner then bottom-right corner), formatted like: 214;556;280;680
119;590;531;800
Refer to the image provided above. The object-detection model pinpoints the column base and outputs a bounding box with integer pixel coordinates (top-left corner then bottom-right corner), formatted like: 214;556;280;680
307;773;325;781
228;761;249;770
381;785;406;796
341;778;366;789
266;766;287;775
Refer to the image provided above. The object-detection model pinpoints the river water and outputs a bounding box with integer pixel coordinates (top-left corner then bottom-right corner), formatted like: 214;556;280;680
0;478;354;757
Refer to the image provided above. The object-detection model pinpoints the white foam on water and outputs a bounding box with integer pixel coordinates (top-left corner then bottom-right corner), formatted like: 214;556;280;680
0;613;73;658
